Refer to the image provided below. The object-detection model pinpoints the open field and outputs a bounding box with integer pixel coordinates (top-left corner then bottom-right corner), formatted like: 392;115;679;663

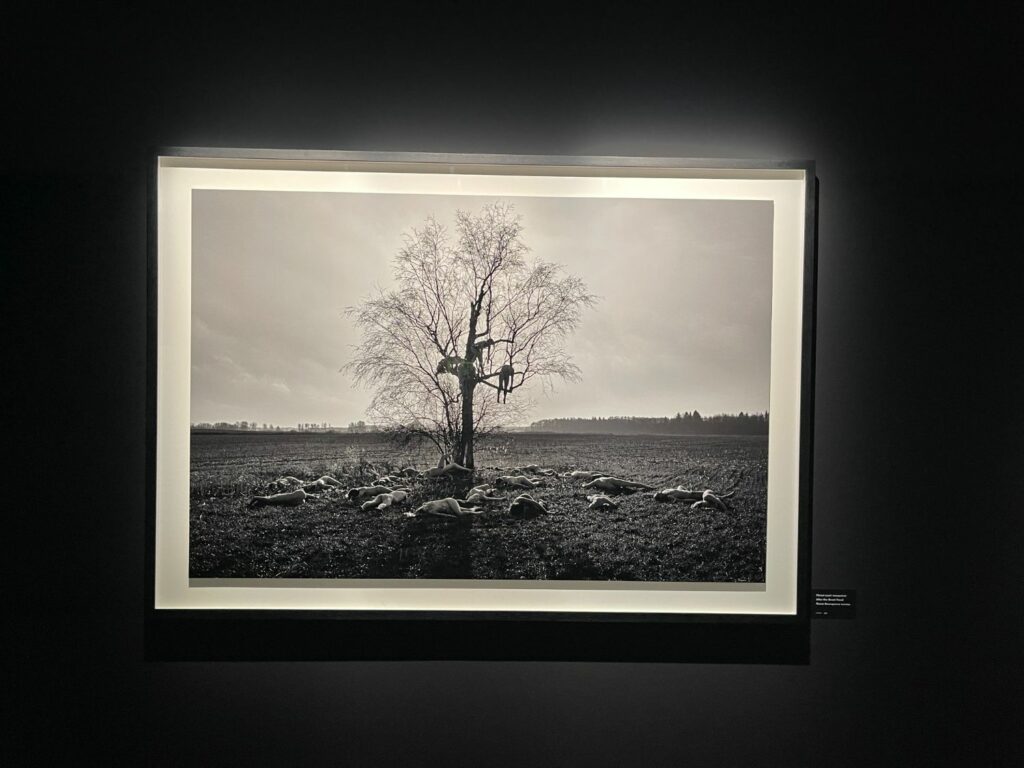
189;432;767;582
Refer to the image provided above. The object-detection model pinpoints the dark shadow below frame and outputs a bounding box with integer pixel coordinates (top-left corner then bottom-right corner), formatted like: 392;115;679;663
145;610;810;663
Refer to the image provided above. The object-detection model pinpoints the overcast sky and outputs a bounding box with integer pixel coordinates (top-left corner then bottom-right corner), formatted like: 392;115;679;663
191;190;772;426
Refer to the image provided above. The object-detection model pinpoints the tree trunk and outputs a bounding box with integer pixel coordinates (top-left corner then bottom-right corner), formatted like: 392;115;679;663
458;302;483;469
459;375;475;468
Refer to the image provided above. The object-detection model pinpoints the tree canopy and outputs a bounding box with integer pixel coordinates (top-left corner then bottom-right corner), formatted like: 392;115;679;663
344;202;595;466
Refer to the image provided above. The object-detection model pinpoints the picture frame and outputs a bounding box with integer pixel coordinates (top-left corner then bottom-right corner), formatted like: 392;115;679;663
146;148;816;661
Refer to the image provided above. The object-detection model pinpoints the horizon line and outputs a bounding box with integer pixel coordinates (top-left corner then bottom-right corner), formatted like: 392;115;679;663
190;410;770;428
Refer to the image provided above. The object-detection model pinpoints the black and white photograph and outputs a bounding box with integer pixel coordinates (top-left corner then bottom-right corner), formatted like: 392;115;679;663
187;183;776;583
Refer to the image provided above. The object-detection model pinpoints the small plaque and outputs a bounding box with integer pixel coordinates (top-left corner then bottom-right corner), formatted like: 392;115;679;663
812;589;856;619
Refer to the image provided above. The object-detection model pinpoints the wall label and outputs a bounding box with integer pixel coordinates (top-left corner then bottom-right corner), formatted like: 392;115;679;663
812;589;856;619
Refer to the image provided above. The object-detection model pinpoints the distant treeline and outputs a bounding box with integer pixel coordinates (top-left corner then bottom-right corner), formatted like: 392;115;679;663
190;420;376;433
193;412;769;437
527;411;769;436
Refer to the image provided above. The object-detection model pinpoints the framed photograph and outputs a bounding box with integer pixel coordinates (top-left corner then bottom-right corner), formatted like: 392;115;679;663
147;149;816;660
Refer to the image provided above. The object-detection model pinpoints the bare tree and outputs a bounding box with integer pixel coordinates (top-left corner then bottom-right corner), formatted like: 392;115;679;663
344;202;596;468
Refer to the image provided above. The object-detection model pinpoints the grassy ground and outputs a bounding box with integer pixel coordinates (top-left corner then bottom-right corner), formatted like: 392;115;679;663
189;432;767;582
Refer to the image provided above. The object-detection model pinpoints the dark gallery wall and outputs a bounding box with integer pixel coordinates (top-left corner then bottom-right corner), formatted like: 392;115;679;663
5;4;1021;766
